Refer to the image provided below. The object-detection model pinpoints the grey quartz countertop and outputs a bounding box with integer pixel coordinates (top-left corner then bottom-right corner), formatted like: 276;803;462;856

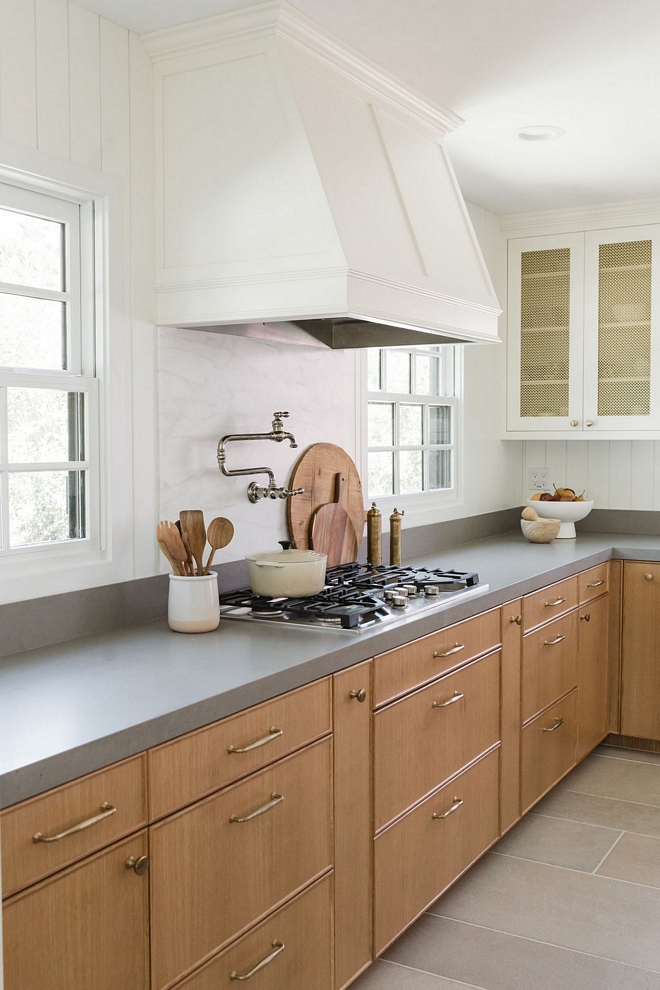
3;529;660;808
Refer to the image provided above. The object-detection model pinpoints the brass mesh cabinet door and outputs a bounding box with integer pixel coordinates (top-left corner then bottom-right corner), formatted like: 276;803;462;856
584;225;660;431
507;233;584;432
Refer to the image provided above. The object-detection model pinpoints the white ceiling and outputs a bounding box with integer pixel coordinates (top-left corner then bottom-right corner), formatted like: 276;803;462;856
79;0;660;215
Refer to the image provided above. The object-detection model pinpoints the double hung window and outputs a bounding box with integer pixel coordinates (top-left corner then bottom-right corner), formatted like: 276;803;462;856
0;183;98;557
366;344;459;500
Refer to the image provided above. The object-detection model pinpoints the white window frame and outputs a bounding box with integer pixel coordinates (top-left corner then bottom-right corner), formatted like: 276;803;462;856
358;345;464;526
0;140;133;605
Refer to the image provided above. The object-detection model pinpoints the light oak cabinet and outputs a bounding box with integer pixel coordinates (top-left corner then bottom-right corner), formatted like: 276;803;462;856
507;224;660;437
3;832;150;990
621;561;660;739
0;561;633;990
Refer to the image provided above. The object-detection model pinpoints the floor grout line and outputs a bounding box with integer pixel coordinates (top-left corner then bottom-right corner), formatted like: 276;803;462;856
596;749;660;767
590;829;626;874
524;811;624;833
421;914;660;975
554;786;660;810
532;808;660;840
452;848;660;892
380;958;489;990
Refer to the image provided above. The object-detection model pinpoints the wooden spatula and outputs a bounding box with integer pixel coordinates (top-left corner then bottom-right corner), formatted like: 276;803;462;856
180;510;207;576
310;474;359;567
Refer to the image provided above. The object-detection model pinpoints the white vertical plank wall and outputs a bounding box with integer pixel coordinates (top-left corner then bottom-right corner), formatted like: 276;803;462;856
0;0;158;575
523;439;660;508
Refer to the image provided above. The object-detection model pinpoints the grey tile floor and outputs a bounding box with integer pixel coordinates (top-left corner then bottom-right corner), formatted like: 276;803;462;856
353;745;660;989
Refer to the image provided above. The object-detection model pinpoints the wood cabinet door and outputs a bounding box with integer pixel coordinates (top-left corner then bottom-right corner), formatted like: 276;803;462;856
3;832;149;990
521;691;577;814
149;739;332;990
333;662;372;990
522;611;578;723
374;748;500;955
621;561;660;739
577;593;610;760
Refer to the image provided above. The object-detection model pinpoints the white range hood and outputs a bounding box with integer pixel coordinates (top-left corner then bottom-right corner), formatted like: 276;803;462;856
144;1;502;347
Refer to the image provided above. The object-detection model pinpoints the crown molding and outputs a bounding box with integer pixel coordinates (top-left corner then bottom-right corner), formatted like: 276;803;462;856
141;0;462;138
499;197;660;233
141;0;279;59
276;2;462;138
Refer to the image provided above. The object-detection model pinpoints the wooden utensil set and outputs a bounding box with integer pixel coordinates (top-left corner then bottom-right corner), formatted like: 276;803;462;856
157;511;234;576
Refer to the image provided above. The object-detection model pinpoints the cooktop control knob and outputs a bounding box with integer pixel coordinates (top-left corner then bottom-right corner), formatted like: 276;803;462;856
424;585;439;596
391;594;408;608
403;584;417;596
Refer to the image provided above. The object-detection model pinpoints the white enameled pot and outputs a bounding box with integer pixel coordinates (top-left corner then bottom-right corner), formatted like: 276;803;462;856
168;573;220;633
246;548;327;598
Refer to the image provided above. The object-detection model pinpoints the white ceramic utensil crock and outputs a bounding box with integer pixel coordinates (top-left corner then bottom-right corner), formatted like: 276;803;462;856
168;573;220;632
246;547;327;597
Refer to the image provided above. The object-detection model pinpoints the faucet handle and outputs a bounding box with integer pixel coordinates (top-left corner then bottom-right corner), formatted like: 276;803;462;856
273;411;289;420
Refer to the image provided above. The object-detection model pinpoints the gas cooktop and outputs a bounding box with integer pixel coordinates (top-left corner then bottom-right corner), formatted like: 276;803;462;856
218;563;489;633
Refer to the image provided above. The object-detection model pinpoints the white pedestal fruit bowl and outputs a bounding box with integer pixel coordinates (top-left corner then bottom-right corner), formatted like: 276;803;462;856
525;499;594;539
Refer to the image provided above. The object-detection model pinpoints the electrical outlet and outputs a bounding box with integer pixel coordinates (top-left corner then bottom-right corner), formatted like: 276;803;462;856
529;469;549;490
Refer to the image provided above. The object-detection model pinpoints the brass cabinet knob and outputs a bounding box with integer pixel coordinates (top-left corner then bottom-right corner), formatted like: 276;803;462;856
645;573;654;581
510;615;522;625
580;613;591;622
570;420;579;427
585;420;594;427
349;688;367;703
126;855;149;876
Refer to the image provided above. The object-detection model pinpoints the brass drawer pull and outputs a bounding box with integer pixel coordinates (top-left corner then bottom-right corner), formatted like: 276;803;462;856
229;792;283;823
230;940;285;981
228;727;283;754
645;573;654;582
544;597;566;607
432;797;463;820
125;855;149;876
349;688;367;703
432;691;465;709
587;580;605;588
511;615;522;625
32;802;116;843
543;635;566;646
580;613;591;622
433;643;465;658
543;717;564;733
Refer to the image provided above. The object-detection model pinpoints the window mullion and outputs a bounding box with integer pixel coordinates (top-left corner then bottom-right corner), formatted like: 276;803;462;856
0;385;8;551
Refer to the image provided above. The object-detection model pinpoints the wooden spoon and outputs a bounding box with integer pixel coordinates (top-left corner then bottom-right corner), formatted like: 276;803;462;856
203;517;235;574
180;510;206;576
158;521;190;576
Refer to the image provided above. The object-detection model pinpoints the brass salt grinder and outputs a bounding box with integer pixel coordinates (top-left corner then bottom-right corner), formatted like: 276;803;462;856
366;502;382;566
389;507;405;566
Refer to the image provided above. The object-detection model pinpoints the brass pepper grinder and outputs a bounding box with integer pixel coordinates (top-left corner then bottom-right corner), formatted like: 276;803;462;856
389;507;405;566
367;502;382;566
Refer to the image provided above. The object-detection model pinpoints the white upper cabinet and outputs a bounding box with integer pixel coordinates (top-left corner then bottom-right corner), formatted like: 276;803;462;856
507;221;660;437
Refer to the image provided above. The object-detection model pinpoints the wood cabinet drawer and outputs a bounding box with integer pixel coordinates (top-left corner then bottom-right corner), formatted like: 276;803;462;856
522;612;578;723
148;678;331;820
374;651;500;831
149;738;332;990
1;753;147;899
579;563;609;604
373;608;500;707
523;577;578;632
374;747;499;955
521;690;577;813
3;831;149;990
174;874;332;990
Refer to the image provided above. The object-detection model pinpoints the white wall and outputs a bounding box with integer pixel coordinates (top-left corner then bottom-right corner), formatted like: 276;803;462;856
0;0;159;580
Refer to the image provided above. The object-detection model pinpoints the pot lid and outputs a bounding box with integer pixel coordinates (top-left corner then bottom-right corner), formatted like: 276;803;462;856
246;548;327;565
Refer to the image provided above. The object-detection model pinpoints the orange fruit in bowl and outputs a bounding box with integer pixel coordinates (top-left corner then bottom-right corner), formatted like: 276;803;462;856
530;493;542;501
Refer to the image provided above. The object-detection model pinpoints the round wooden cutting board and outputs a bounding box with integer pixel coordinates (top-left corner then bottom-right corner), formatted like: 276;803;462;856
287;443;366;554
